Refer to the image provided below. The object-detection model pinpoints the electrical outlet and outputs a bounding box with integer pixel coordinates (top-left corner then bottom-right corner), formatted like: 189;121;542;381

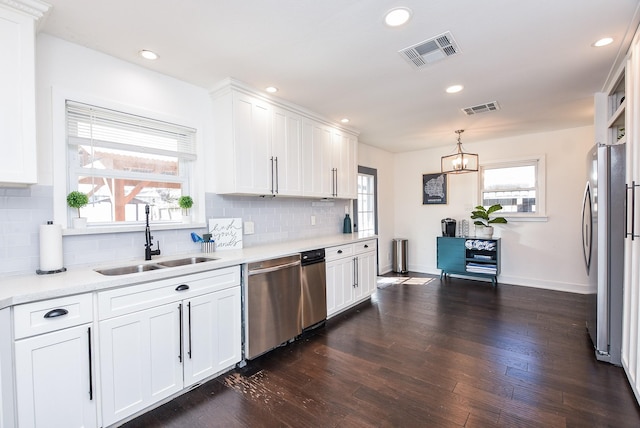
244;221;255;235
311;215;316;226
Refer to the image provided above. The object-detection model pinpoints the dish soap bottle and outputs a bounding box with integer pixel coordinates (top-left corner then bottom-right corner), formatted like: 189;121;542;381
343;213;352;233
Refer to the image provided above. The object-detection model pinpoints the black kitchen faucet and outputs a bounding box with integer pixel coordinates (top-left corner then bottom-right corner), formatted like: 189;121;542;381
144;204;161;260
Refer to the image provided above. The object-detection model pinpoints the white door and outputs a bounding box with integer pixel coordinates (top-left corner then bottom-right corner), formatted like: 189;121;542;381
183;287;241;386
99;303;183;426
14;324;97;428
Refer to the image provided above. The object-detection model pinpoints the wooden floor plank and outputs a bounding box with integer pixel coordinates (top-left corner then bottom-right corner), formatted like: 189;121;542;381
122;275;640;428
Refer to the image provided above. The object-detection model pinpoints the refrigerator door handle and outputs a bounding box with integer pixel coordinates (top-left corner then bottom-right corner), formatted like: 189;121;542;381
581;181;593;272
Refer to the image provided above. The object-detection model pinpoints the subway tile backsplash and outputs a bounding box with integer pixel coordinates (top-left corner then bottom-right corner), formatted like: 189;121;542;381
0;186;349;276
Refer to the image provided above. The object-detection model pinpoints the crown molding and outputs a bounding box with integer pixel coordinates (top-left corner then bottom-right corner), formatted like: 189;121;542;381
0;0;51;20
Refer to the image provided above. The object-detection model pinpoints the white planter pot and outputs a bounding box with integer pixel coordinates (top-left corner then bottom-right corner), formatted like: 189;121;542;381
182;214;192;224
475;225;494;239
72;217;87;229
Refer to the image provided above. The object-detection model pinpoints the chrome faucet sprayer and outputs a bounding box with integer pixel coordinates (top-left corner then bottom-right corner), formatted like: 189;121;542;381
144;204;161;260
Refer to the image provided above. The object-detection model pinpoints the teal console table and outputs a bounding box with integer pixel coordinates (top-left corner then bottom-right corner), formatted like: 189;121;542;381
437;237;501;285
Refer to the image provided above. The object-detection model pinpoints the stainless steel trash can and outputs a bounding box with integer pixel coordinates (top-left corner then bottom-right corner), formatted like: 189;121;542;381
392;238;408;273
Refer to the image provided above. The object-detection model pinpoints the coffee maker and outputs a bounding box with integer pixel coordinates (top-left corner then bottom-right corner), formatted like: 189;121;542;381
441;218;456;237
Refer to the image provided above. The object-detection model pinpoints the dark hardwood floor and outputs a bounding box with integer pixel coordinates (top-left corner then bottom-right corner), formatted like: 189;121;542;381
122;274;640;427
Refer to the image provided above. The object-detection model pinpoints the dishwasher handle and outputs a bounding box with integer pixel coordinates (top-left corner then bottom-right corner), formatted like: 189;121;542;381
248;260;301;276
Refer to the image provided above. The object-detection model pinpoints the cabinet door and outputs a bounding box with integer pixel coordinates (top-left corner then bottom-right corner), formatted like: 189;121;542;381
232;92;271;194
302;119;333;198
272;107;302;196
183;287;241;387
326;257;355;317
332;130;358;199
0;6;38;185
357;251;377;299
99;303;183;426
437;237;466;272
14;324;96;428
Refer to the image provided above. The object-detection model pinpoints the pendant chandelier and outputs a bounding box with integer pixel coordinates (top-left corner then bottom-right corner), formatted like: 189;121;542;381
441;129;478;174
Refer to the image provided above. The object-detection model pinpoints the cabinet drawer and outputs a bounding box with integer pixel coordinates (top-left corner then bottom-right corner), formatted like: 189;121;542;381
325;244;354;261
354;239;377;255
14;293;93;339
98;266;240;320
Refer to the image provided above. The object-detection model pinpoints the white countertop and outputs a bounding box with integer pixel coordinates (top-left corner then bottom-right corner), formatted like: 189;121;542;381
0;233;377;310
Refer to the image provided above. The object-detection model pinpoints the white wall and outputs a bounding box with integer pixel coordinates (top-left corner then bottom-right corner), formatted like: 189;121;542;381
358;143;395;274
393;126;594;293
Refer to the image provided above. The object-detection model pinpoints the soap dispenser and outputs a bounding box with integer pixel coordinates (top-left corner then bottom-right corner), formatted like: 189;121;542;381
343;213;352;233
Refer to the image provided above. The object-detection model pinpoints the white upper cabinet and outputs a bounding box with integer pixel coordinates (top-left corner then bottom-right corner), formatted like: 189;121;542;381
301;118;358;199
0;1;50;185
272;106;303;196
211;79;357;199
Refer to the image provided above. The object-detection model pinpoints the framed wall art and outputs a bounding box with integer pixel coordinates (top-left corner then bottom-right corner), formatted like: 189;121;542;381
423;173;447;205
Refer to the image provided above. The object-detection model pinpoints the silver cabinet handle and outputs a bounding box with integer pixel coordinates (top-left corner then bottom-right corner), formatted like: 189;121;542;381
44;308;68;319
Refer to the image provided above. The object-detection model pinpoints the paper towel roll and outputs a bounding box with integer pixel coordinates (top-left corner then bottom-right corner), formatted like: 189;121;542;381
39;222;64;272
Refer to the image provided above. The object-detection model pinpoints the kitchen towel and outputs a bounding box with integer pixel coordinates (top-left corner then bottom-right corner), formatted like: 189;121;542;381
39;221;64;273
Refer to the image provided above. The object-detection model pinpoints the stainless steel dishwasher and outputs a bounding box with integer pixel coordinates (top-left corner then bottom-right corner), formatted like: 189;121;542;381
245;254;301;360
300;248;326;331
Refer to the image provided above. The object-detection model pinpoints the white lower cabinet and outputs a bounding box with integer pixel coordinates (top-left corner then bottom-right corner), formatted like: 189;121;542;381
15;324;97;428
182;287;241;386
99;303;183;425
12;294;97;428
326;255;355;317
98;267;241;426
326;240;377;318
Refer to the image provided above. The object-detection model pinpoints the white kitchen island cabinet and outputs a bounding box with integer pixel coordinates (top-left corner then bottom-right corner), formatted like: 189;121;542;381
0;1;49;185
12;294;97;428
326;239;377;318
98;266;241;426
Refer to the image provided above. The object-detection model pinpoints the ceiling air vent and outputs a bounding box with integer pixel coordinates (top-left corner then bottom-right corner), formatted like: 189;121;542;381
398;31;460;69
462;101;501;116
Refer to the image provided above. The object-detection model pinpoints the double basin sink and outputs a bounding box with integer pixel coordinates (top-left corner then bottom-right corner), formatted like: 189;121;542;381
95;256;218;276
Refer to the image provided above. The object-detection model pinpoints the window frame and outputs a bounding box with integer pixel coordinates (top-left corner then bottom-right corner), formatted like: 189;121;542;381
52;88;204;234
478;155;547;221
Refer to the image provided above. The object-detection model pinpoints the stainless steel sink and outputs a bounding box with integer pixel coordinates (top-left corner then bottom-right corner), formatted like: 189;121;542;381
157;256;218;267
95;256;218;275
95;264;165;276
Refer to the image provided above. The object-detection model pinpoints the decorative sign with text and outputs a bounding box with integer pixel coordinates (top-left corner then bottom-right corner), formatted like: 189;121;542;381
208;218;243;250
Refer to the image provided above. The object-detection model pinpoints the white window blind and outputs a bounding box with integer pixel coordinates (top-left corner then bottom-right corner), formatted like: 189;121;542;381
66;101;196;159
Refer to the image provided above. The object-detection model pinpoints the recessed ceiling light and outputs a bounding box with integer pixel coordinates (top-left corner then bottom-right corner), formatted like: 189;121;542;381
384;7;412;27
446;85;464;94
593;37;614;47
139;50;158;60
265;86;278;93
341;118;350;124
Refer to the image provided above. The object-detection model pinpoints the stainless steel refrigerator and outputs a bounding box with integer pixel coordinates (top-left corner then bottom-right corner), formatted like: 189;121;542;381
581;143;625;365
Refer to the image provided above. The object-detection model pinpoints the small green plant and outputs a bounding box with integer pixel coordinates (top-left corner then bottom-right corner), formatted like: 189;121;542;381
66;191;89;218
471;204;508;227
178;195;193;214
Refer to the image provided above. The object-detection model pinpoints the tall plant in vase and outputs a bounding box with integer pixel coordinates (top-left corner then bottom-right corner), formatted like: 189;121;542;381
471;204;507;239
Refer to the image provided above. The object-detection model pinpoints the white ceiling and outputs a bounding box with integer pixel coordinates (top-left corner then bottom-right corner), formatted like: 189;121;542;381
39;0;640;153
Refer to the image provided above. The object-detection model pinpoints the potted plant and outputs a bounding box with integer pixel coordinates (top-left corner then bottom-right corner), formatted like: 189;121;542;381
471;204;507;238
67;191;89;228
178;195;194;223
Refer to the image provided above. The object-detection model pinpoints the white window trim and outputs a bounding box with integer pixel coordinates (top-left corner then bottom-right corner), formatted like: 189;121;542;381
52;87;205;233
478;155;548;221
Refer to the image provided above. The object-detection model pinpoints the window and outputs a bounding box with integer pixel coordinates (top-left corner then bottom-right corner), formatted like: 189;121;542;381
66;101;196;225
479;157;546;217
354;166;377;234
